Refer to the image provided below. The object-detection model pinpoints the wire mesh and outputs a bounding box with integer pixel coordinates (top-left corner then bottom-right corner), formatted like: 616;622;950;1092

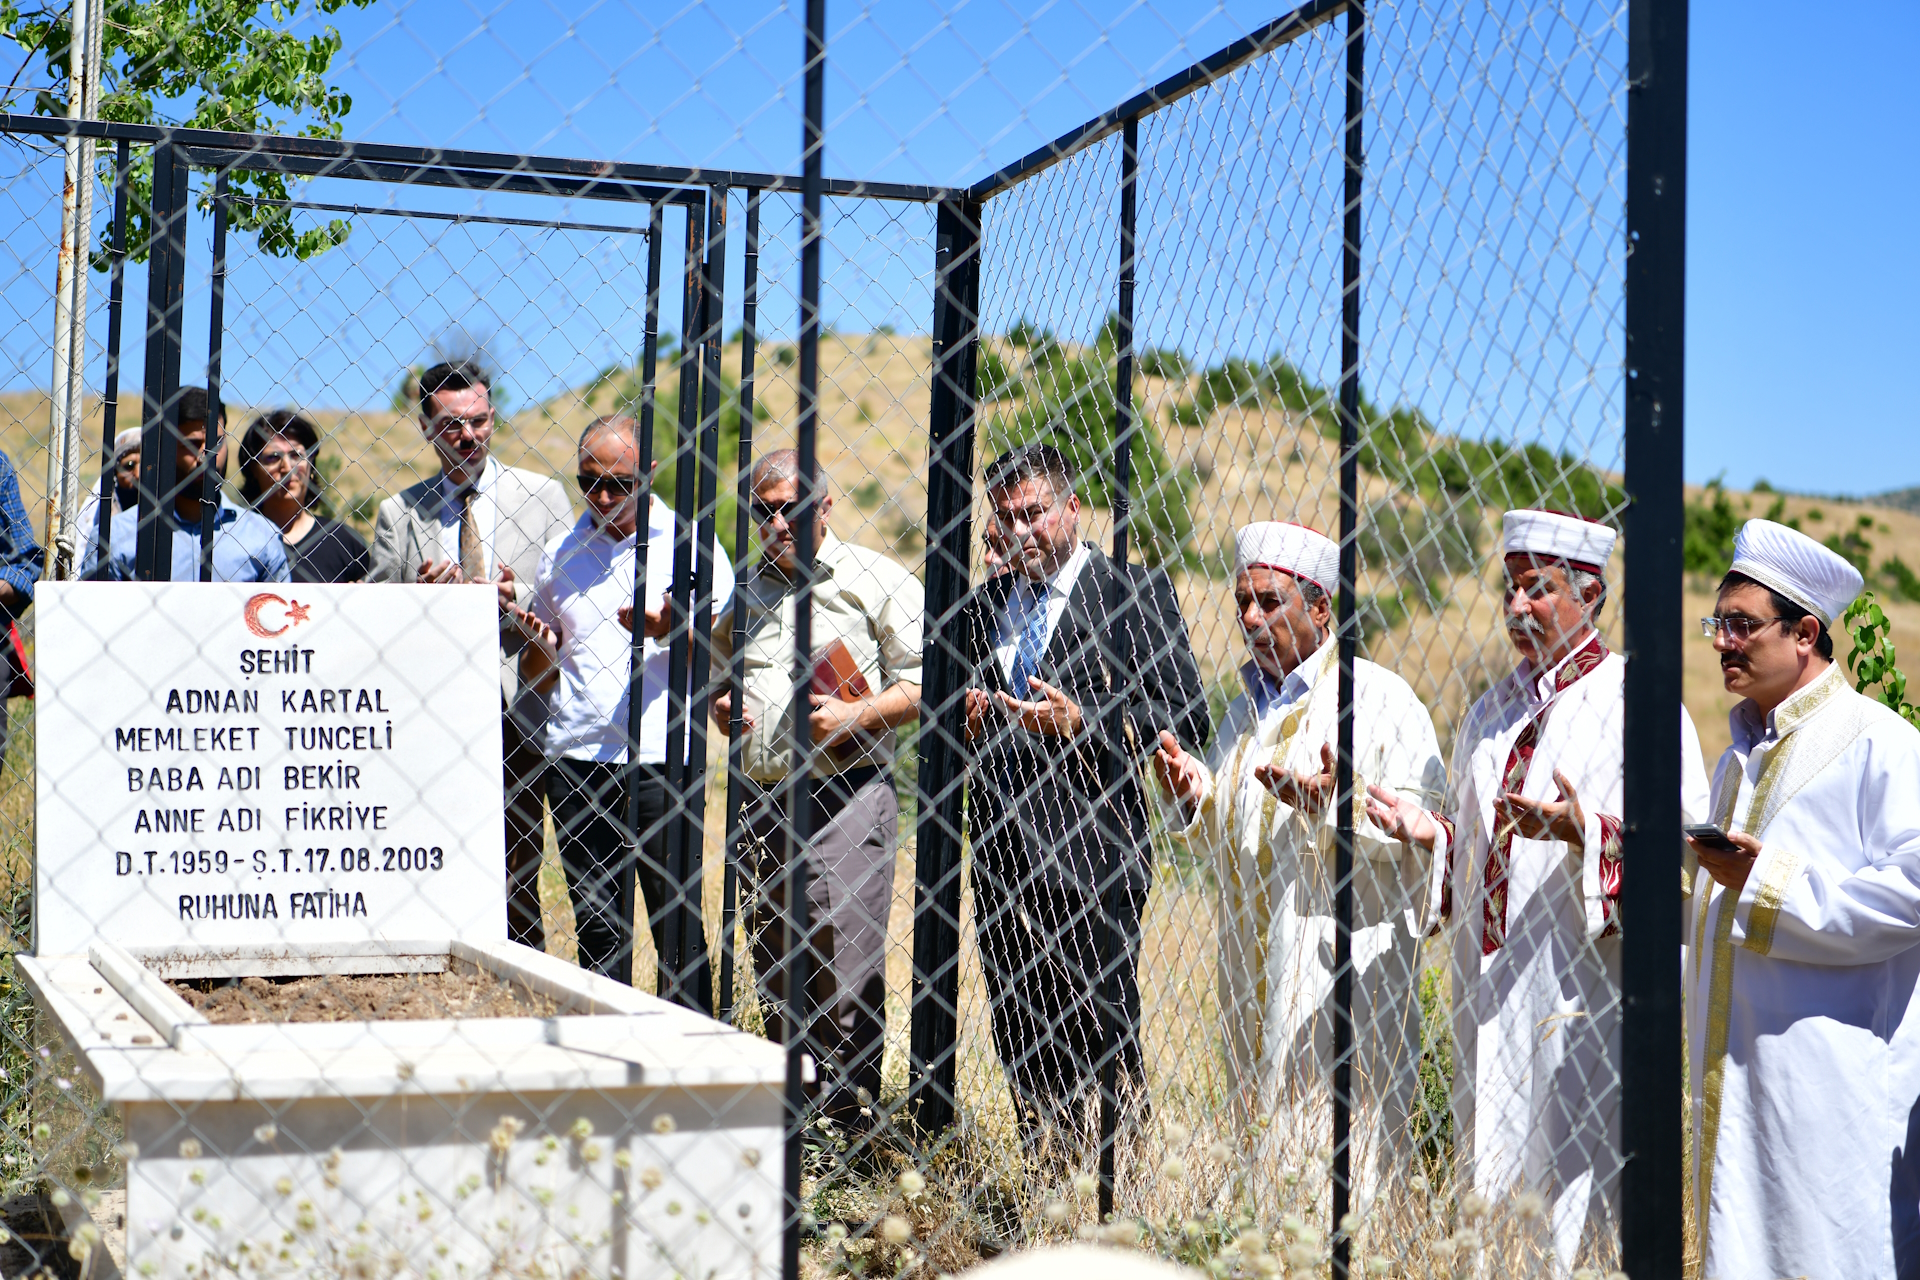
0;1;1696;1276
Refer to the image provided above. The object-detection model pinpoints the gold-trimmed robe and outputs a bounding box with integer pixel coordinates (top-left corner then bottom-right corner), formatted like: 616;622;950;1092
1164;637;1444;1196
1433;641;1709;1269
1686;662;1920;1280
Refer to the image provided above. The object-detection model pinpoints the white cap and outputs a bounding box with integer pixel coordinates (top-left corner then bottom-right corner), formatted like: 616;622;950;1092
1729;517;1863;626
1234;521;1339;595
112;427;142;460
1502;509;1616;573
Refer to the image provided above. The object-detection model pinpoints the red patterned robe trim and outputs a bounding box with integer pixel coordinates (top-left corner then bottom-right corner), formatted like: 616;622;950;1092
1594;813;1624;937
1428;633;1621;953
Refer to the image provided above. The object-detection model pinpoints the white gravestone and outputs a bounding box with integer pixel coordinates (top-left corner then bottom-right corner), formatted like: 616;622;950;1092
34;581;506;955
26;582;786;1278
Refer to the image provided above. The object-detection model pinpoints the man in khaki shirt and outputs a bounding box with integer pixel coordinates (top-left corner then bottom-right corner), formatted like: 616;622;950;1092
712;449;922;1130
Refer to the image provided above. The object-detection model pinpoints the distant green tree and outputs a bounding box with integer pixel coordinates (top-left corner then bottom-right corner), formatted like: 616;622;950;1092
3;0;377;264
1879;556;1920;605
975;345;1017;401
984;331;1192;566
1683;479;1742;574
1826;513;1877;576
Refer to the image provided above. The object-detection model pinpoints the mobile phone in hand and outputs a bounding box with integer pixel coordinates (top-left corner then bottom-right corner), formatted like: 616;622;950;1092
1683;823;1742;853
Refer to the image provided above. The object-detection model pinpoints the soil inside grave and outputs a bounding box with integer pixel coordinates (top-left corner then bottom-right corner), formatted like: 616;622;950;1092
168;967;560;1024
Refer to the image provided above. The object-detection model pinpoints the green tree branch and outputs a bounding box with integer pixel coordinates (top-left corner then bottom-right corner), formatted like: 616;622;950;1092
3;0;374;264
1844;592;1920;728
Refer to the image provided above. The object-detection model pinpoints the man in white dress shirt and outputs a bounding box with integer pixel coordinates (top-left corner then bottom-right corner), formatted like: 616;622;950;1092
1368;508;1710;1269
517;415;733;988
1685;519;1920;1280
370;360;575;948
1152;521;1444;1198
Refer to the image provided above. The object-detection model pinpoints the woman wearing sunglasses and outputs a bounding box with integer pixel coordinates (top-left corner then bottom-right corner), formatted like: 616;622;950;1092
238;410;371;583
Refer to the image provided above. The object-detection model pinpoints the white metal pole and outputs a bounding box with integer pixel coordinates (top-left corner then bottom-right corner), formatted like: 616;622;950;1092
45;0;99;579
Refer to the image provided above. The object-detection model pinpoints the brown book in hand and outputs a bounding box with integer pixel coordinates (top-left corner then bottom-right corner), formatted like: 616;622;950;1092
811;638;874;764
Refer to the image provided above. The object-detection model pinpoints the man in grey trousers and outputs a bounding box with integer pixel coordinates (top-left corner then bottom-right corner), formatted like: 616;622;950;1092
711;450;922;1130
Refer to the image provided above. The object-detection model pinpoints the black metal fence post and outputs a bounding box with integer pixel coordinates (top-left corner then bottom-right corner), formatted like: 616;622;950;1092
623;200;666;991
90;137;129;568
719;188;762;1026
661;194;709;1005
907;195;981;1139
135;139;188;583
786;2;827;1274
680;184;728;1015
1094;114;1142;1223
1621;0;1689;1274
1331;4;1364;1276
199;168;228;583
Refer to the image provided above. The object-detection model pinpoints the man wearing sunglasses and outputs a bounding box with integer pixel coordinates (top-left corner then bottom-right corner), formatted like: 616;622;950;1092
1366;507;1710;1270
514;415;733;989
1683;518;1920;1280
711;448;923;1133
368;359;575;948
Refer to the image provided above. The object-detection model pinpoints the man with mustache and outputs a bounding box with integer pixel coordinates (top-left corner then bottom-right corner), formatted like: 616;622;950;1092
1684;519;1920;1280
1368;508;1709;1269
1151;521;1444;1199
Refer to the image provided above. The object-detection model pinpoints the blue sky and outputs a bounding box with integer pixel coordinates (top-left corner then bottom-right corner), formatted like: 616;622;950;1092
2;0;1912;495
1686;0;1920;494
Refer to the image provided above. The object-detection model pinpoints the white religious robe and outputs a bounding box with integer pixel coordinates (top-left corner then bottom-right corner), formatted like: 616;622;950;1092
1433;634;1709;1268
1165;637;1445;1194
1686;662;1920;1280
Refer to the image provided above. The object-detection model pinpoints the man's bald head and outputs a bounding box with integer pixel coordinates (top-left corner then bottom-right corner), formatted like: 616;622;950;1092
748;448;823;493
749;448;831;573
579;414;640;454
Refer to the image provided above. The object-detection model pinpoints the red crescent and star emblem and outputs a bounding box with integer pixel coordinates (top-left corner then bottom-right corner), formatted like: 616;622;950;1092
243;593;312;639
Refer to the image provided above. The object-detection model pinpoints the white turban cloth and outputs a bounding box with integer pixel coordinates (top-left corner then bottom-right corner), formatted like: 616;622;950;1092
1728;517;1863;626
1501;508;1617;574
1234;521;1340;596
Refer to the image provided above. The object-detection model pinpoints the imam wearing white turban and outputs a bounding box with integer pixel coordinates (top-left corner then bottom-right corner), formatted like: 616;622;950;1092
1686;518;1920;1280
1152;521;1444;1204
1367;507;1711;1270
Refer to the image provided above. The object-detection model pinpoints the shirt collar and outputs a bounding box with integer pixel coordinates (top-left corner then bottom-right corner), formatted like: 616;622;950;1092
751;530;842;590
440;455;499;501
1522;629;1609;702
580;493;667;549
1731;659;1847;751
1242;633;1335;719
1014;540;1091;603
168;496;238;531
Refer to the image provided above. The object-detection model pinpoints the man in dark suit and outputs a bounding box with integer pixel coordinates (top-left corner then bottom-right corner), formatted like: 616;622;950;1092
960;443;1207;1150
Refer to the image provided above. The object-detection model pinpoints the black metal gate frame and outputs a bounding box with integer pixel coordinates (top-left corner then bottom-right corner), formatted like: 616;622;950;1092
0;0;1690;1271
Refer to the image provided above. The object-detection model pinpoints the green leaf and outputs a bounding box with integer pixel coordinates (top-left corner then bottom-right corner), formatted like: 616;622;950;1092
9;0;378;265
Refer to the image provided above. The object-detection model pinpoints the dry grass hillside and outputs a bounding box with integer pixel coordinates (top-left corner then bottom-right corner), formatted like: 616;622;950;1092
5;333;1916;771
3;342;1916;1275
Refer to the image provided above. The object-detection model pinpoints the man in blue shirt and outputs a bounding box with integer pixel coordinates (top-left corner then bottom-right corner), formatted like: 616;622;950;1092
84;389;289;582
0;445;43;766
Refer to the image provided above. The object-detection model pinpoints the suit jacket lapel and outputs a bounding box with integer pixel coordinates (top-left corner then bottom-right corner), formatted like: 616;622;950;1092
1049;545;1106;672
975;573;1018;693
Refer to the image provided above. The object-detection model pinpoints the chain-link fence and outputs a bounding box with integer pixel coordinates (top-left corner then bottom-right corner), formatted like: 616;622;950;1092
0;0;1694;1276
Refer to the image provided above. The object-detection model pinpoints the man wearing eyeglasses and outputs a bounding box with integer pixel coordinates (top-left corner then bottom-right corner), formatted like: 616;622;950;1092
710;448;922;1133
85;387;289;584
1366;508;1710;1269
1683;518;1920;1280
369;359;575;949
513;415;733;988
957;443;1209;1152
